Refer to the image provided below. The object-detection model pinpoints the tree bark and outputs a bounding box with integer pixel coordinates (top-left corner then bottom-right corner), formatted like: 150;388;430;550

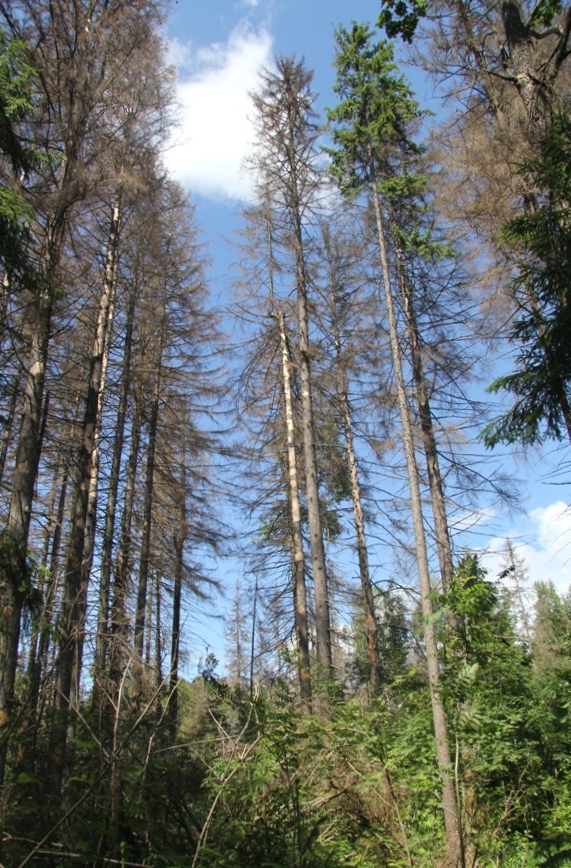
286;131;332;674
108;397;142;690
371;161;464;868
57;193;122;731
168;460;186;732
0;374;21;485
94;284;136;698
277;308;312;704
134;322;164;666
395;247;454;591
0;290;52;786
323;226;382;692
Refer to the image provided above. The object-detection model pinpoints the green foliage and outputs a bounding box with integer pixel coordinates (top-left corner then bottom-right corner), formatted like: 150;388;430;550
326;23;422;198
377;0;561;42
0;29;39;283
483;111;571;447
5;578;571;867
377;0;427;43
350;587;410;688
0;30;36;172
434;556;571;863
528;0;564;28
0;529;38;608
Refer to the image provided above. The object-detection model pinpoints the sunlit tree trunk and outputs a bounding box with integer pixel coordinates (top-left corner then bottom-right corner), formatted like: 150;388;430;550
277;308;311;704
395;246;454;590
108;398;142;690
371;161;464;867
94;284;136;699
134;320;164;667
323;226;381;692
56;194;122;747
251;60;332;676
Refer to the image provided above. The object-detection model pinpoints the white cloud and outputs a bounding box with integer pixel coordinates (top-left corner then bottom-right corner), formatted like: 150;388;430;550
479;500;571;595
165;25;273;203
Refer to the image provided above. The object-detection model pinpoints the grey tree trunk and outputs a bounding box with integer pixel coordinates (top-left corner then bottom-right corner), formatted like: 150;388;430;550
371;162;464;868
134;322;164;665
395;247;454;591
323;227;381;692
168;460;186;731
277;308;311;704
252;60;332;676
154;570;162;688
288;168;332;675
94;285;136;695
57;193;122;728
109;399;142;689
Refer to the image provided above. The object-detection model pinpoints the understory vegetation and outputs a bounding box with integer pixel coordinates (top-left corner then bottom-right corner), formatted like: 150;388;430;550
3;562;571;867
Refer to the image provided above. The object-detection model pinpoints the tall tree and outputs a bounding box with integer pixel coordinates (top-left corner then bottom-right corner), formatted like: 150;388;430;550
250;58;333;677
327;24;464;866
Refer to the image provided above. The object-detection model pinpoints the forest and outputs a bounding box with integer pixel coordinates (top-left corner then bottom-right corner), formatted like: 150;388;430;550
0;0;570;865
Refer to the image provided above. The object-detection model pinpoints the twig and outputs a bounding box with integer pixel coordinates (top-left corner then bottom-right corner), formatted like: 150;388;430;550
16;676;170;868
191;733;262;868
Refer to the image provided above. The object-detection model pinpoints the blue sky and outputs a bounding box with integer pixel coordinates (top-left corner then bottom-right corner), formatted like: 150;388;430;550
161;0;571;672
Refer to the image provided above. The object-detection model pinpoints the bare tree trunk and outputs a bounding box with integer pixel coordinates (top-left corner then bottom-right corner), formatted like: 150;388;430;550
290;195;332;675
371;163;464;868
249;572;258;696
28;401;80;726
323;227;381;692
277;308;311;705
94;285;136;692
0;374;21;485
340;387;382;692
395;247;454;590
108;399;142;690
155;571;162;689
0;290;52;786
135;324;164;665
57;194;122;741
81;281;114;584
23;461;61;745
145;576;153;670
168;462;185;732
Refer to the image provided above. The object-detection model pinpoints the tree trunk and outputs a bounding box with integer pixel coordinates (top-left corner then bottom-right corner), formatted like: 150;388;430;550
108;398;142;690
371;163;464;868
154;571;162;688
0;290;52;786
56;193;122;736
277;308;312;705
168;461;186;732
323;226;381;692
94;285;136;694
134;323;164;666
395;247;454;591
0;374;21;485
289;182;332;675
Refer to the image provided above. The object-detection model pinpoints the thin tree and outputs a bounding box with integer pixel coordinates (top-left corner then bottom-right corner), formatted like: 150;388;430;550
320;221;382;691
